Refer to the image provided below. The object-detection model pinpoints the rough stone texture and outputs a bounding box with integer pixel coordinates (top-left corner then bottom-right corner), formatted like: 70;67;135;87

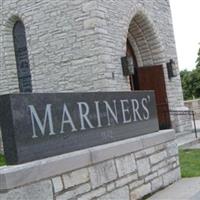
163;168;181;187
89;160;118;189
0;0;191;137
97;186;129;200
0;130;181;200
150;151;168;165
158;166;172;176
185;99;200;120
115;173;138;188
152;160;168;172
115;154;136;177
171;107;193;136
106;182;115;192
145;172;158;182
137;158;151;177
151;177;163;192
0;130;175;192
135;147;155;159
129;180;144;190
62;168;89;189
167;143;179;157
147;177;200;200
131;183;152;200
0;180;53;200
77;187;106;200
56;183;91;200
51;176;64;193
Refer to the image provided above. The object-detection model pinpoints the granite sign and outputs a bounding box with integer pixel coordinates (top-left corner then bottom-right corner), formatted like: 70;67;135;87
0;92;159;164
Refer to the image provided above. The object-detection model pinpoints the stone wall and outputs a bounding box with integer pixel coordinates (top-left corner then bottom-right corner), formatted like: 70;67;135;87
0;130;180;200
0;0;184;104
0;0;190;134
170;107;193;137
185;99;200;120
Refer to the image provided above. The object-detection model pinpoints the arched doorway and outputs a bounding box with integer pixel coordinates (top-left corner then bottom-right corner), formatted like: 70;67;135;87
126;12;171;130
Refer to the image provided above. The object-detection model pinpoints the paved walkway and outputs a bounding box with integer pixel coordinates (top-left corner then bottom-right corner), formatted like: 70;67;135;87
176;120;200;147
176;133;199;147
183;142;200;149
147;177;200;200
148;133;200;200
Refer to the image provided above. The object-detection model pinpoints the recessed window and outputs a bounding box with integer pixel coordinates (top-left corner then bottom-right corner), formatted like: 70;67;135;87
13;21;32;93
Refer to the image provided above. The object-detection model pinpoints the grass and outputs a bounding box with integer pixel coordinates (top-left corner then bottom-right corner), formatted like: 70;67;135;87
179;149;200;178
0;154;6;167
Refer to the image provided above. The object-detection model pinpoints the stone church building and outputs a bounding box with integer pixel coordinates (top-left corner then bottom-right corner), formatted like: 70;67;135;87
0;0;190;199
0;0;187;129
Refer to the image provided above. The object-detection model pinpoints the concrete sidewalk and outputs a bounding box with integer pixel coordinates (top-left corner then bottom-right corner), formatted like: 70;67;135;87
147;139;200;200
176;133;199;147
147;177;200;200
175;119;200;147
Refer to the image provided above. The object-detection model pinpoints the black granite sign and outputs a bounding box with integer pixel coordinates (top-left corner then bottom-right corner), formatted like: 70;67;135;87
0;92;159;165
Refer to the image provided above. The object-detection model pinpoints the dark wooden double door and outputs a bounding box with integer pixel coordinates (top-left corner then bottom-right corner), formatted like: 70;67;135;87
127;42;171;129
136;66;171;129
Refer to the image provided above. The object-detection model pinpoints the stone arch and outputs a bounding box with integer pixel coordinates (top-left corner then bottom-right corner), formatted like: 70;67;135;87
125;9;165;67
124;9;172;130
2;15;31;93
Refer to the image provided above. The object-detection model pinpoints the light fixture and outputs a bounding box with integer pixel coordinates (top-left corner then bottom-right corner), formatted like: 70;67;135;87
167;59;178;79
121;56;135;76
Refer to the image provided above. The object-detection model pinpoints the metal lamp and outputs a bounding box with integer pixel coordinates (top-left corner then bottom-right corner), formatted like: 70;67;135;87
121;56;135;76
167;59;178;79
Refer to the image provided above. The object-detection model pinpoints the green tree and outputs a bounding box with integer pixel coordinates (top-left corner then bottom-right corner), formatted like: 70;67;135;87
196;46;200;69
180;46;200;100
180;70;193;100
180;68;200;100
191;68;200;98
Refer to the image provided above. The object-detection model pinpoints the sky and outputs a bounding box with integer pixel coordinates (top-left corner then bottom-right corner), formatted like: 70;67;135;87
169;0;200;71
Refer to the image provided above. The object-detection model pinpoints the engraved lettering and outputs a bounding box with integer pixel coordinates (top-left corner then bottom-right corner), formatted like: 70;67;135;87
28;104;55;138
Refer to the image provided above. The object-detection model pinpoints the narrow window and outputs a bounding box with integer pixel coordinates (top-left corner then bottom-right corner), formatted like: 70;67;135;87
13;21;32;92
126;40;139;91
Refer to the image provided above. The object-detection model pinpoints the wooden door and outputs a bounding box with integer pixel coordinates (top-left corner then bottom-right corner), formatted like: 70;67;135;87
137;65;171;130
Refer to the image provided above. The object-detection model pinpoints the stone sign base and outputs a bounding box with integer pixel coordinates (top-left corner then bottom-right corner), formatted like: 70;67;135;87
0;130;180;200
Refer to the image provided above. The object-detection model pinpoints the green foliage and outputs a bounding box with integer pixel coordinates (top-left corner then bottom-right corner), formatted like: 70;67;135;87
196;47;200;69
0;154;6;167
180;68;200;100
180;45;200;100
180;70;192;100
179;149;200;177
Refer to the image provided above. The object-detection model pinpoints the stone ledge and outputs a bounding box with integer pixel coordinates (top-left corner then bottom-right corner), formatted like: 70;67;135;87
0;129;175;191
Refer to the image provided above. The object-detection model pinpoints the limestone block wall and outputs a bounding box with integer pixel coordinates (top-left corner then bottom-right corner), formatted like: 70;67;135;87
185;99;200;120
0;0;190;134
170;107;193;136
0;0;183;104
0;130;180;200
